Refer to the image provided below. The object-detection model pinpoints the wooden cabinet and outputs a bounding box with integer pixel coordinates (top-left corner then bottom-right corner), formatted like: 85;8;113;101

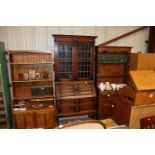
53;35;97;123
13;107;55;129
129;53;155;71
97;46;131;120
8;50;55;128
0;42;13;128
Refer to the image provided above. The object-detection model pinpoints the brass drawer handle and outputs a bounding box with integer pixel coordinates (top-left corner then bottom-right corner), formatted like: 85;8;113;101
111;105;115;108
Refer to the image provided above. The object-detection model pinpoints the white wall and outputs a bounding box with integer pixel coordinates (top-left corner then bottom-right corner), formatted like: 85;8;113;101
0;26;149;53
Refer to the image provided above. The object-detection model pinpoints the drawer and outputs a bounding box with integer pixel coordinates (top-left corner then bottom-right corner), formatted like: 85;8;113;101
79;102;95;111
78;98;94;104
58;104;76;114
58;99;76;106
99;92;116;98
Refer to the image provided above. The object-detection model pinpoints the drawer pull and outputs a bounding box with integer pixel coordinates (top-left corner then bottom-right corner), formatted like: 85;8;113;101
107;94;110;97
111;105;115;108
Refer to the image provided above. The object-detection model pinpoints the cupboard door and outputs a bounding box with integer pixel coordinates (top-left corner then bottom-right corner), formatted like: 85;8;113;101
78;44;92;79
98;94;115;119
100;100;111;119
14;112;26;129
55;43;73;80
13;112;35;129
25;112;35;129
35;109;55;129
114;98;131;126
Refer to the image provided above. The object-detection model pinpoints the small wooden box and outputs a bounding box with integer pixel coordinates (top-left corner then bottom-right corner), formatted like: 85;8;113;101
124;71;155;106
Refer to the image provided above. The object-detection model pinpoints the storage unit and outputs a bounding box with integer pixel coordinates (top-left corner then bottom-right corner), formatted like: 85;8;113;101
53;35;97;123
8;50;56;128
97;46;131;120
0;42;13;128
129;53;155;71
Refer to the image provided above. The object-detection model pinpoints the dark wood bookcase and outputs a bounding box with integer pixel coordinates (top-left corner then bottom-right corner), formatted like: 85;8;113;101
8;50;56;128
53;35;97;124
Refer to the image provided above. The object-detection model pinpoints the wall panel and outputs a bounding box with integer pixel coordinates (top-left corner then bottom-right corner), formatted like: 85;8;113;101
20;27;35;50
34;26;48;51
0;26;149;53
0;27;8;48
6;27;21;50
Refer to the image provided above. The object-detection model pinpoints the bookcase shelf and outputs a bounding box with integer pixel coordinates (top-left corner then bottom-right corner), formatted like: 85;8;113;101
12;79;53;83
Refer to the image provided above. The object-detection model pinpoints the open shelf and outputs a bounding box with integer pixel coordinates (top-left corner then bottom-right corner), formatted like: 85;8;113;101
13;95;54;100
10;62;53;65
12;79;53;83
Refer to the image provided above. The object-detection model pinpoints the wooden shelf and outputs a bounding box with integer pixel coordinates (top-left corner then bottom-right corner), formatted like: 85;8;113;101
57;110;97;117
13;95;54;100
10;62;53;65
13;107;54;112
12;79;53;83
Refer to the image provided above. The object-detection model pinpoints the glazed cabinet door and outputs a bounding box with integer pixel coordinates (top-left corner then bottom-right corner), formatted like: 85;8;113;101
54;42;73;81
77;43;94;80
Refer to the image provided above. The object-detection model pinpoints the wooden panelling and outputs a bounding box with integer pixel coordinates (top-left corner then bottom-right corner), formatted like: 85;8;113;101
0;26;149;52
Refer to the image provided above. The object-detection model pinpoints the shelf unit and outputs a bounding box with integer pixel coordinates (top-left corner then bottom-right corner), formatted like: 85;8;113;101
8;50;56;129
53;35;97;124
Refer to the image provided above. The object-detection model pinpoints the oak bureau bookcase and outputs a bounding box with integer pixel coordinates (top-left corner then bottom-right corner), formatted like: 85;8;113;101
53;35;97;124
